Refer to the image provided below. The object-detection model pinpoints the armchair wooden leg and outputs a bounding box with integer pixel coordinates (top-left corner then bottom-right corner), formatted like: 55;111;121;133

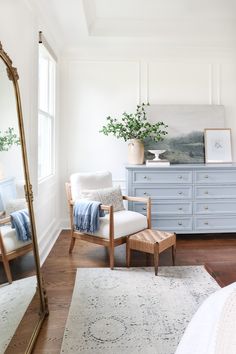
69;236;76;254
146;252;150;266
109;245;114;270
126;237;130;268
2;257;12;284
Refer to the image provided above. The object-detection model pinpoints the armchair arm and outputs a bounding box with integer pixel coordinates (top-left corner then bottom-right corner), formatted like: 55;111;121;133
0;216;11;225
100;204;112;212
69;200;112;212
123;195;151;229
123;195;149;203
69;201;115;239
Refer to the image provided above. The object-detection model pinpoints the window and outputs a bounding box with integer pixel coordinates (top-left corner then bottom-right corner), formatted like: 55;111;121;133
38;42;56;181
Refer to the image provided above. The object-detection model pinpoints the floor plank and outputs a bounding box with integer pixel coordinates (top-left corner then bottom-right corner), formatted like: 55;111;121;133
205;261;236;287
25;231;236;352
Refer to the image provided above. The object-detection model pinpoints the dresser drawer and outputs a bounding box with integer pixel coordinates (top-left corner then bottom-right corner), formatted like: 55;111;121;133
195;216;236;231
195;185;236;199
195;200;236;214
133;171;192;184
152;217;193;232
134;201;192;215
133;186;192;199
195;170;236;184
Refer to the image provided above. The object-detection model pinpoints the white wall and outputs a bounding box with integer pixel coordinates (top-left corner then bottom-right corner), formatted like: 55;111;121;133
0;62;24;181
0;0;61;263
60;46;236;224
2;1;235;243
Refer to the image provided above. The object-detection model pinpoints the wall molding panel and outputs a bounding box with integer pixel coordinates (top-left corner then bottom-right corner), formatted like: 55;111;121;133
208;63;213;104
216;63;221;105
146;61;216;105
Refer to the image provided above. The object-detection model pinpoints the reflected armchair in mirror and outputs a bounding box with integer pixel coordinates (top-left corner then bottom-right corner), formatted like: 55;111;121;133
0;212;32;284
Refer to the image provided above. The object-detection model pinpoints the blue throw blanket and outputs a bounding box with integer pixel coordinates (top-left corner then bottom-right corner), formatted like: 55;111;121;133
73;200;105;234
10;209;32;241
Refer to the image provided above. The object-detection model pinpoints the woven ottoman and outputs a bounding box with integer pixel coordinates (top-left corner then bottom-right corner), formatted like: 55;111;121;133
126;229;176;275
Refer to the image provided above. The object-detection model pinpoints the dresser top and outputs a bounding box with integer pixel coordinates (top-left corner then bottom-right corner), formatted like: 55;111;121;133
125;163;236;170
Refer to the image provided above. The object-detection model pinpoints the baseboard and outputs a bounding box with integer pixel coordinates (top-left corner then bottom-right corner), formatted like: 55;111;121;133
60;218;70;230
38;220;61;265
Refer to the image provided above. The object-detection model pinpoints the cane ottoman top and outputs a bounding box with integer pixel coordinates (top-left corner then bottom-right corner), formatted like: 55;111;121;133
128;229;176;254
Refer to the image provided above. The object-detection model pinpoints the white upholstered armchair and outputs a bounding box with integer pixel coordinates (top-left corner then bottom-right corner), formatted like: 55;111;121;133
65;171;151;269
0;216;32;283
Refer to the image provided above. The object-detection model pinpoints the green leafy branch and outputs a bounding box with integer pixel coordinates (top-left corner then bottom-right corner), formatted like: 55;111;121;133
100;103;168;142
0;127;21;152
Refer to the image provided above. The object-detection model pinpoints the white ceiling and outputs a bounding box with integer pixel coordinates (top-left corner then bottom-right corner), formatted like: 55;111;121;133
31;0;236;49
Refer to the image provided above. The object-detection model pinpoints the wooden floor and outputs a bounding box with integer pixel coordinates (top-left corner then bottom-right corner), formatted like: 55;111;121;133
29;231;236;353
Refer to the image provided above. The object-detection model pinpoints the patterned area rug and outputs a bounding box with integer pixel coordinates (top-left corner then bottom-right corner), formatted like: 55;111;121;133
61;267;219;354
0;276;37;353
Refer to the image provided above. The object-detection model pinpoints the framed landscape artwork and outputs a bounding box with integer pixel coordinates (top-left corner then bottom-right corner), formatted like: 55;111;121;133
145;105;225;164
204;128;232;163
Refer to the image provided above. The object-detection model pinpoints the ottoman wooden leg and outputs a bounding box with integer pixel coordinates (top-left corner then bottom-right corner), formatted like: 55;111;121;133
172;244;176;266
154;243;159;276
146;252;150;266
126;237;131;268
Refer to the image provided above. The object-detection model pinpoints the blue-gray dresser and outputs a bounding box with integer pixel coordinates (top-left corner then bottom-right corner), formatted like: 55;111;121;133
126;164;236;234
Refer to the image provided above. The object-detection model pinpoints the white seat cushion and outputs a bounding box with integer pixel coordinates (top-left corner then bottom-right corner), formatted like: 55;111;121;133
70;171;112;200
87;210;147;238
0;225;32;253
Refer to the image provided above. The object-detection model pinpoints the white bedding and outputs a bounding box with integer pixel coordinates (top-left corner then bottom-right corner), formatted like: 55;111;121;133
175;282;236;354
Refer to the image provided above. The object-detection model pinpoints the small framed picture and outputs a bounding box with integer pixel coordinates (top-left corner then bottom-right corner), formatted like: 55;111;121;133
204;128;232;163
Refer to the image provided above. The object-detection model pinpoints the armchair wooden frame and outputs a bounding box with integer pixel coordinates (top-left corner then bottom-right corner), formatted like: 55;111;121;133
65;183;151;269
0;216;33;283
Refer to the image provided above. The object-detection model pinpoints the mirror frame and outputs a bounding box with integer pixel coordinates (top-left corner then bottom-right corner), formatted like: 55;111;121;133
0;42;48;353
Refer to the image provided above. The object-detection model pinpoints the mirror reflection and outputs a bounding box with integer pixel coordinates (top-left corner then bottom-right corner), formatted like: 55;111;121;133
0;57;38;353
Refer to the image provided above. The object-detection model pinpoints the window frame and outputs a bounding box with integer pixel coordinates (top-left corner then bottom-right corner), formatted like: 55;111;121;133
38;42;56;183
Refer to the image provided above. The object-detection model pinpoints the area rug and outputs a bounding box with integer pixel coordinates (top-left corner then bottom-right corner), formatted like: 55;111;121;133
0;276;37;353
61;267;220;354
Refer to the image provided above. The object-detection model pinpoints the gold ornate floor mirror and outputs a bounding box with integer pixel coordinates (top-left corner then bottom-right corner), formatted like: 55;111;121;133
0;42;48;353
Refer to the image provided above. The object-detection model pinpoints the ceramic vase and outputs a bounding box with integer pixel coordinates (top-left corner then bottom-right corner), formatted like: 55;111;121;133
128;139;144;164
